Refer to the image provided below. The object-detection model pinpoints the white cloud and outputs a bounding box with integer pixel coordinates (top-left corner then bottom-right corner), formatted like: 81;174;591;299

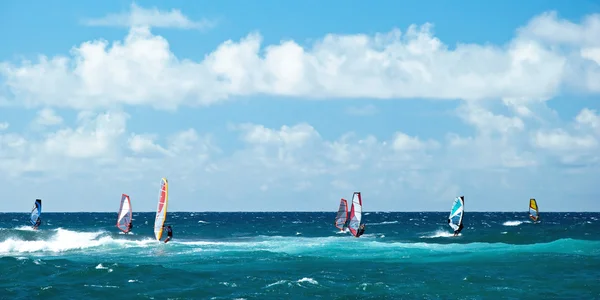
0;101;598;211
576;108;600;132
392;132;438;151
128;134;167;155
3;13;600;111
0;122;8;130
530;108;600;166
83;3;215;30
34;108;63;126
1;11;600;211
458;102;525;136
42;111;127;159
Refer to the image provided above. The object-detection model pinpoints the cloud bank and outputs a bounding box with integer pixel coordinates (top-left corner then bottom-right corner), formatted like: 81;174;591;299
0;10;599;212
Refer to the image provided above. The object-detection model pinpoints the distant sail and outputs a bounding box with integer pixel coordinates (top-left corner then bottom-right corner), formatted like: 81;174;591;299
348;192;363;237
448;196;464;231
116;194;133;233
154;178;169;241
334;199;348;231
29;199;42;226
529;198;539;222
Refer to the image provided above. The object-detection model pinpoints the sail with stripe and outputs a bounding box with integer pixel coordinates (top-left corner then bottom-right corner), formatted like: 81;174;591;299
116;194;133;233
529;198;539;222
334;199;348;231
30;199;42;226
348;192;363;237
154;178;169;241
448;196;464;232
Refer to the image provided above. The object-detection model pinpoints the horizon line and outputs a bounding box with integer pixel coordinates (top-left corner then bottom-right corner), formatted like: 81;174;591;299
1;211;597;213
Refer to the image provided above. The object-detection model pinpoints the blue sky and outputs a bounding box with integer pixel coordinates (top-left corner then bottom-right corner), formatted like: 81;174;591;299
1;0;599;212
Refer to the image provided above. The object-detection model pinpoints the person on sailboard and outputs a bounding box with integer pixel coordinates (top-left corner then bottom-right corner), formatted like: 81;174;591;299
164;225;173;243
453;223;464;237
33;218;41;230
356;224;366;237
127;222;133;233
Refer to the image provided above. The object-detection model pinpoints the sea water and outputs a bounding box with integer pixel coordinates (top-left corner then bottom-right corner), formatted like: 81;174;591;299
1;212;599;299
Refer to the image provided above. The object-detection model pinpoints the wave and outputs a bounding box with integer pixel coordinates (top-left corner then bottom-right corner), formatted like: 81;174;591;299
368;221;399;226
419;230;456;238
503;221;527;226
0;228;155;254
1;228;598;261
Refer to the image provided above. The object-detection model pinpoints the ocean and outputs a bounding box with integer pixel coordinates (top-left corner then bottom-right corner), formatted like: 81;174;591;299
1;212;599;299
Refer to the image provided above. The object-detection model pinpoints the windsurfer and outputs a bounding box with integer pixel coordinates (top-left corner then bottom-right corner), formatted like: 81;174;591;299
453;223;464;236
33;218;41;230
356;224;366;237
164;225;173;243
127;222;133;232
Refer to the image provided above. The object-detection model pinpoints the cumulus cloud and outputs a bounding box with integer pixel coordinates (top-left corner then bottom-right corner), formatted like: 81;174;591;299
2;12;600;111
82;3;215;30
1;10;600;211
33;108;64;126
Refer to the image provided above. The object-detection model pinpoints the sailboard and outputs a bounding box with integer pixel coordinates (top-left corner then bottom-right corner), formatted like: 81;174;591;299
29;199;42;227
116;194;133;233
529;198;539;222
448;196;464;232
154;178;169;241
348;192;363;237
334;198;348;231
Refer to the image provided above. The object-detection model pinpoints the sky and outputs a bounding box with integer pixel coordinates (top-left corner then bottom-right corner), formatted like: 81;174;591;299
1;0;600;212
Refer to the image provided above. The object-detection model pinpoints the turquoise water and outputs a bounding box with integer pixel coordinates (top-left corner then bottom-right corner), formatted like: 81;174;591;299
1;212;599;299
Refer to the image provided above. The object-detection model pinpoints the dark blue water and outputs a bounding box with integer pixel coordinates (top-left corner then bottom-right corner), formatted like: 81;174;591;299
1;212;599;299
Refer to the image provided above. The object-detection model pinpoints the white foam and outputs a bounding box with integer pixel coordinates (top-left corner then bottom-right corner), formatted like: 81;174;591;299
14;226;35;231
297;277;318;285
369;221;398;226
0;228;156;254
219;282;237;287
265;280;288;288
197;220;209;224
84;284;118;289
419;230;455;238
502;221;523;226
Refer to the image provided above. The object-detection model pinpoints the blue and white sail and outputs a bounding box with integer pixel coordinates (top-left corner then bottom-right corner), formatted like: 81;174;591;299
448;196;464;231
30;199;42;226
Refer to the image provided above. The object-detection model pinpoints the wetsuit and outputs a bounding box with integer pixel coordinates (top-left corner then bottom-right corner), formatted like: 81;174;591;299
164;227;173;243
33;218;41;229
454;223;464;235
356;225;365;237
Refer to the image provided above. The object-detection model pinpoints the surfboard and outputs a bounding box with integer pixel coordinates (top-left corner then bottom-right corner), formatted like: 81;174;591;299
154;178;169;241
448;196;464;232
30;199;42;227
348;192;363;237
116;194;133;233
334;198;348;231
529;198;539;222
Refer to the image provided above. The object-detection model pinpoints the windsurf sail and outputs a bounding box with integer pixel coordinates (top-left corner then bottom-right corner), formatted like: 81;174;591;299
29;199;42;226
116;194;133;233
529;198;539;222
448;196;464;231
348;192;363;237
154;178;169;241
334;198;348;231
